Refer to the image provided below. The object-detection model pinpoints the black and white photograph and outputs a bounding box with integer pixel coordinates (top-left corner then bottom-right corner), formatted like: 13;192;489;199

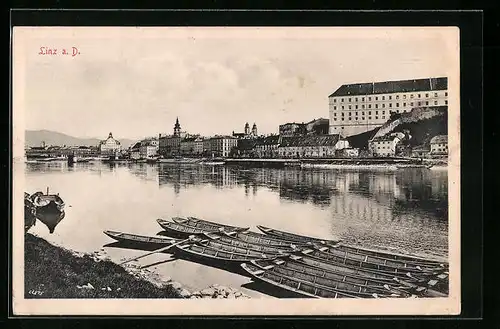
12;26;460;315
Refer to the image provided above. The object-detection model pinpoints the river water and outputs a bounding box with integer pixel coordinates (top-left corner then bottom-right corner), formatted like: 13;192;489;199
23;161;448;298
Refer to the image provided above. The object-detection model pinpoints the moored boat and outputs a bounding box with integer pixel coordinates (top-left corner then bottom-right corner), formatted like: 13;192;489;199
258;225;447;266
250;259;410;298
103;230;179;247
223;230;309;248
157;218;248;238
203;232;296;254
297;246;445;275
241;262;363;299
31;189;65;213
172;216;249;232
257;225;342;245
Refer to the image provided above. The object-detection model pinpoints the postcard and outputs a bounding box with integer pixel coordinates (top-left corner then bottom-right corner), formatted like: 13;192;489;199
12;26;460;316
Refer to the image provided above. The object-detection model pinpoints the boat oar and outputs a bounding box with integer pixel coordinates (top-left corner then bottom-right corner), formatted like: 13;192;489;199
119;235;194;266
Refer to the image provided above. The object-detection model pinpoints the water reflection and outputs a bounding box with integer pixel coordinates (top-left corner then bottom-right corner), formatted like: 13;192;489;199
24;162;448;257
155;165;447;220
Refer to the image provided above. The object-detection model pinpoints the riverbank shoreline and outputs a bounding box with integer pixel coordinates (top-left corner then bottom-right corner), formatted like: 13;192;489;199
24;233;251;299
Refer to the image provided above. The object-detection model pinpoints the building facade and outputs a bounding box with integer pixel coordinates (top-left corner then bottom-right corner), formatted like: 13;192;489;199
305;118;329;135
430;135;448;156
369;136;401;157
255;135;281;158
99;132;122;156
210;136;238;157
277;135;349;158
233;122;259;139
279;122;307;137
329;77;448;137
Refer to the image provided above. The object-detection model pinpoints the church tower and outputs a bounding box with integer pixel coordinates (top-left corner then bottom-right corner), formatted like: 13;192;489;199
244;122;250;135
252;123;257;136
173;117;181;137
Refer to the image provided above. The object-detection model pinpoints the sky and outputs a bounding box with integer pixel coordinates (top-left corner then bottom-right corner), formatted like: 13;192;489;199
15;27;458;140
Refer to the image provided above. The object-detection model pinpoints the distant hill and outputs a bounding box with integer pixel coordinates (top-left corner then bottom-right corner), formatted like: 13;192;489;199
25;130;136;148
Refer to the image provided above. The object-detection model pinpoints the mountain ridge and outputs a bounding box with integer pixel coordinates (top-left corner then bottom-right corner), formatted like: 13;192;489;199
25;130;136;148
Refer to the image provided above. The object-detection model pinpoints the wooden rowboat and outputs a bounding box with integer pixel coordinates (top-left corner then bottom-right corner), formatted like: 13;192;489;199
297;247;445;275
307;244;447;271
241;262;363;299
223;230;309;248
253;258;414;295
157;219;248;238
173;241;274;265
250;259;410;298
203;232;296;254
257;225;342;245
258;225;447;266
172;216;249;232
104;230;178;247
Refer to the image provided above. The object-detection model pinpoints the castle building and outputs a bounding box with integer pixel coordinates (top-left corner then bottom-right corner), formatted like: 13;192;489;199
328;77;448;137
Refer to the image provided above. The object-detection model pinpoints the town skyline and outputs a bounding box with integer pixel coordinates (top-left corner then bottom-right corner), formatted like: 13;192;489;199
18;27;454;140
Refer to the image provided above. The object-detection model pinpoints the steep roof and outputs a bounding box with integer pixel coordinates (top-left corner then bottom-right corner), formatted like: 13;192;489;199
280;135;340;147
430;135;448;144
329;77;448;97
370;135;400;142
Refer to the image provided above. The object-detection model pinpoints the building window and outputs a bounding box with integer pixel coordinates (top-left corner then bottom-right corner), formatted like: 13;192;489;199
362;97;365;101
434;100;438;105
349;112;352;116
410;102;413;106
396;103;399;107
368;104;372;109
362;111;365;115
355;117;358;120
403;95;406;99
418;101;421;106
349;117;351;120
349;105;352;109
382;116;385;119
368;111;371;115
396;110;399;113
445;92;448;96
410;94;414;99
333;99;336;103
426;101;429;105
355;111;358;115
342;112;344;116
376;116;378;119
334;113;337;116
389;95;392;100
375;104;378;109
368;97;371;101
362;105;365;109
362;117;365;120
355;97;358;102
382;111;385;114
375;110;379;115
341;118;344;121
348;98;351;102
382;103;385;108
434;92;438;97
375;96;378;101
389;103;392;108
403;102;406;107
368;116;372;120
426;93;429;98
333;106;337;110
445;100;448;105
355;105;358;109
418;94;421;98
342;106;345;109
382;96;385;100
341;98;344;102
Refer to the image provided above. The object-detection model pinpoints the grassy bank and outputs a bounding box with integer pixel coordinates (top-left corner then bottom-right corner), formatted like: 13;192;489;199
24;233;182;299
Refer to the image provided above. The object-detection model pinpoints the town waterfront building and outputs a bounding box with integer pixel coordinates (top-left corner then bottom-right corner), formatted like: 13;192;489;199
328;77;448;137
368;135;402;157
279;118;329;137
430;135;448;156
99;132;121;156
255;135;281;158
210;136;238;157
277;135;349;158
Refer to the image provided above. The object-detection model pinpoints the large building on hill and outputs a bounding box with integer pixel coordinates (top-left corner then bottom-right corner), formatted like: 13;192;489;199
328;77;448;137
